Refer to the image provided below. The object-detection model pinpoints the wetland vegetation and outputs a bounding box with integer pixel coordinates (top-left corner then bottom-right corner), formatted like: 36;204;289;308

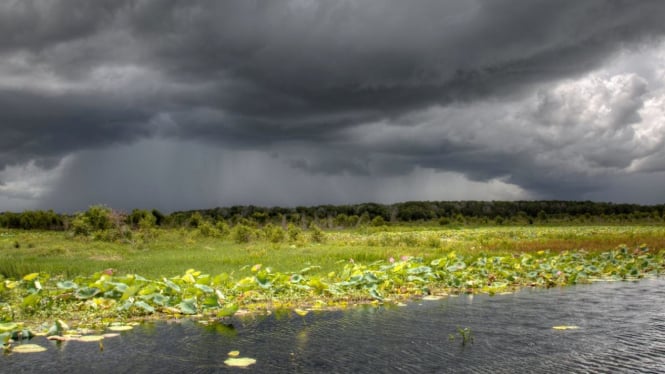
1;201;664;354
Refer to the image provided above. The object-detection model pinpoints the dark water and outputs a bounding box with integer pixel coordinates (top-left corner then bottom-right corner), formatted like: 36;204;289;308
4;278;665;373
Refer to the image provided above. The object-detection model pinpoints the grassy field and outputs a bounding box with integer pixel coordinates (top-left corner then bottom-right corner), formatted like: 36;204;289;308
2;224;664;279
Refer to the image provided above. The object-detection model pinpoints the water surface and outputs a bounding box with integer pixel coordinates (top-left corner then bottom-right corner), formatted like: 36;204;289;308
4;278;665;373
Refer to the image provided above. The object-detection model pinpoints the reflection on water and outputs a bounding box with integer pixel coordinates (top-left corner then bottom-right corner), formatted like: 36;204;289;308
4;278;665;373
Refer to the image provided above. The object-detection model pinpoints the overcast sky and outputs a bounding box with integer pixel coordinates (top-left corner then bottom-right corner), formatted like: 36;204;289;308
2;0;665;213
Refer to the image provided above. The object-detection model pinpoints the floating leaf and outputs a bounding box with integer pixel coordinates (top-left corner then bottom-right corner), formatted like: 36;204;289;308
107;325;133;332
0;322;19;333
12;344;47;353
552;325;579;330
228;350;240;357
74;335;105;342
294;308;309;317
224;357;257;367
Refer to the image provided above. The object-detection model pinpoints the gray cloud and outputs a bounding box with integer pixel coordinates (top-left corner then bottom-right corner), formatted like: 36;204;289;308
2;1;665;210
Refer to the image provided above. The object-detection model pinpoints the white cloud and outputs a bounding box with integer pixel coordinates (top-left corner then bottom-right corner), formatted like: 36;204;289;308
0;158;70;211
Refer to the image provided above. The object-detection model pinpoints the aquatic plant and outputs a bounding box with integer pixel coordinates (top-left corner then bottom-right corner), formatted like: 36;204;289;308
0;245;663;333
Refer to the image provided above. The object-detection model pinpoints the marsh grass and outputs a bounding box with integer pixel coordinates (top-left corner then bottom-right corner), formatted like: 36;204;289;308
1;225;664;280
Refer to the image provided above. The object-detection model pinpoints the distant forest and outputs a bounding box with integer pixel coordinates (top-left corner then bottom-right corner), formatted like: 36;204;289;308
2;201;664;231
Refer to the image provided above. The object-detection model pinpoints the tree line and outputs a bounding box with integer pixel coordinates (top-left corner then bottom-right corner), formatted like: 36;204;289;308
1;200;664;231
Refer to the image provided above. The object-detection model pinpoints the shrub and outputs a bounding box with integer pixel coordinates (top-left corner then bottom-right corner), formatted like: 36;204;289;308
309;224;325;243
263;223;285;243
197;221;221;238
215;221;230;237
231;224;254;243
287;223;302;243
371;216;386;227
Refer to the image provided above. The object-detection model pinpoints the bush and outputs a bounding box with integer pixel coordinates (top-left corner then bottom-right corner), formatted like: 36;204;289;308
197;221;221;238
215;221;230;237
69;205;131;242
309;224;325;243
371;216;386;227
263;223;285;243
231;224;254;243
438;217;451;226
287;223;302;243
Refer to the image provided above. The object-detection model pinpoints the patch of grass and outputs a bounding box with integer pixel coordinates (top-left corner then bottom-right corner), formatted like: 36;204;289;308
1;225;664;280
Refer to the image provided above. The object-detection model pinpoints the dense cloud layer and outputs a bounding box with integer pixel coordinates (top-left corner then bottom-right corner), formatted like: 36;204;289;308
1;1;665;211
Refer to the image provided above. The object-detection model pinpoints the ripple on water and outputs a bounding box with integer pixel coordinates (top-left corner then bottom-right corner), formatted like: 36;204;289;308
3;278;665;373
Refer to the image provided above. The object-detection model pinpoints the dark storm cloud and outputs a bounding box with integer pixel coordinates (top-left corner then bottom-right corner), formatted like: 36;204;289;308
2;0;665;204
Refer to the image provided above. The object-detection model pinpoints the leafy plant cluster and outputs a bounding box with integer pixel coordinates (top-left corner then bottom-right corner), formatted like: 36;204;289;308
1;245;662;331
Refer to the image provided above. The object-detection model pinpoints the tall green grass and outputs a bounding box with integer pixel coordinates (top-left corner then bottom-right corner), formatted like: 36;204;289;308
1;225;664;279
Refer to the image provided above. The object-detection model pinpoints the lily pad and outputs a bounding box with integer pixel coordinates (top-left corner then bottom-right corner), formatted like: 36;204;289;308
12;344;47;353
552;325;579;330
74;335;105;342
107;325;133;332
294;308;309;317
0;322;19;333
224;357;257;367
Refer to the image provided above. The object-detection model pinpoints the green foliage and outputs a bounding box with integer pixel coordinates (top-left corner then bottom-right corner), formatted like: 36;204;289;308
263;224;285;243
197;221;221;238
68;205;132;243
371;216;386;227
309;224;325;243
231;224;254;243
450;327;474;346
287;223;302;243
215;221;230;237
189;212;204;228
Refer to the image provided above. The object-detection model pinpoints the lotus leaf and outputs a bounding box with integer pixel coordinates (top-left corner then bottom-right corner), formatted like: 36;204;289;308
56;281;78;290
178;299;198;315
75;287;100;300
0;322;19;333
107;325;133;332
12;344;47;353
75;335;105;342
224;357;256;367
552;325;579;330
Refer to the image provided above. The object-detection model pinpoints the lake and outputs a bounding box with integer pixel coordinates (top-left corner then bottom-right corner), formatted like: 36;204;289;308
4;278;665;373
